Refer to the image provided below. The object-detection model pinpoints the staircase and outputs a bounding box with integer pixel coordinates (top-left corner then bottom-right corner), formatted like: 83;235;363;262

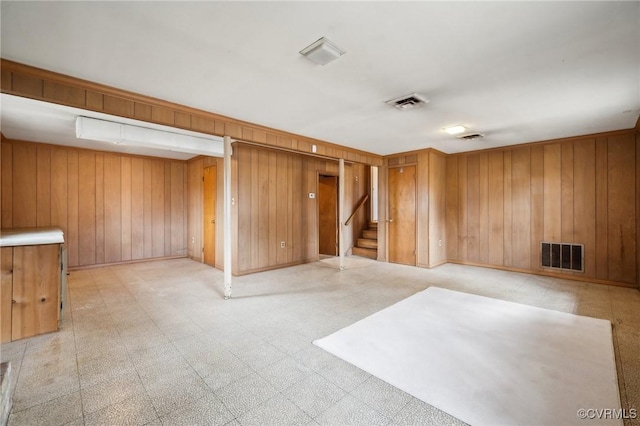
352;222;378;259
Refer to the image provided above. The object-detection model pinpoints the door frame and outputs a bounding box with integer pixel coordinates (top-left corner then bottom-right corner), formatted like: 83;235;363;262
386;164;418;266
317;171;339;258
203;164;216;266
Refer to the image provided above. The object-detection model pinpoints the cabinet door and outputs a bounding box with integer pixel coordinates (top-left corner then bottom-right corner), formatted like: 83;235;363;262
1;247;12;343
12;245;59;340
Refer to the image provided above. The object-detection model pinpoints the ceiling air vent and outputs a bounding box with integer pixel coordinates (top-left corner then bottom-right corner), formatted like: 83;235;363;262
385;93;429;110
457;133;485;141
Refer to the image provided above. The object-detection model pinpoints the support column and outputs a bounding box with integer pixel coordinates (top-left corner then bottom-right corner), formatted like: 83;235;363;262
223;136;233;299
339;158;345;271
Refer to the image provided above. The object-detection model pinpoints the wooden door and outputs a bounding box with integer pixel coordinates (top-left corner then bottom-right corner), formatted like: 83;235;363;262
388;165;416;265
203;165;216;266
12;245;59;340
318;175;338;256
1;248;13;343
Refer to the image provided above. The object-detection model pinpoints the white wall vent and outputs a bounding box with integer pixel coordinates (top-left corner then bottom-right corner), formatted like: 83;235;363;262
385;93;429;110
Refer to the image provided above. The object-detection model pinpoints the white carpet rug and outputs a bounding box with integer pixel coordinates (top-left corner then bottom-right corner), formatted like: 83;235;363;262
314;287;621;426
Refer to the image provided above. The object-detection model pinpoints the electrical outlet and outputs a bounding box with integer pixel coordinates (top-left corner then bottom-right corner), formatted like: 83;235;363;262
280;241;286;248
191;236;195;244
438;239;443;247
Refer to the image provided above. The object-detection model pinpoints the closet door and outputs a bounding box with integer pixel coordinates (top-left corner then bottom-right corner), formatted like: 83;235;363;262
388;166;416;266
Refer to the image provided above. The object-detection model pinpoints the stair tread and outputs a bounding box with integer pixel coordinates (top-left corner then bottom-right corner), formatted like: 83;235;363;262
352;246;377;259
363;229;378;239
357;238;378;249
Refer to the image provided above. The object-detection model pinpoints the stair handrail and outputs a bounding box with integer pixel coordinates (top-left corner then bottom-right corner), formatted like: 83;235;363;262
344;194;370;227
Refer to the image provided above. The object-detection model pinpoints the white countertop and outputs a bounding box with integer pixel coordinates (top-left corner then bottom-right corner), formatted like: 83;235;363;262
0;227;65;247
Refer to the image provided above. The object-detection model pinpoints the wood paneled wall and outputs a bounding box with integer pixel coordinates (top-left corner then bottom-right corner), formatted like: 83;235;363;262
1;59;382;167
226;143;365;275
445;131;638;286
186;156;223;265
380;149;446;268
1;139;187;268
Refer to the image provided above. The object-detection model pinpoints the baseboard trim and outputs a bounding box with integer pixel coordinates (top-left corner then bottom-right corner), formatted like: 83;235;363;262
68;255;188;271
446;260;637;289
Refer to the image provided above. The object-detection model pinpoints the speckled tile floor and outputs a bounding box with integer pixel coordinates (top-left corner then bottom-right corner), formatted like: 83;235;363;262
1;257;639;426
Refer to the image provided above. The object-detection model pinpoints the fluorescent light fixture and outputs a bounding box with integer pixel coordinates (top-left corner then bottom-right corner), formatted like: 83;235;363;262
300;37;346;66
75;116;224;157
443;125;467;135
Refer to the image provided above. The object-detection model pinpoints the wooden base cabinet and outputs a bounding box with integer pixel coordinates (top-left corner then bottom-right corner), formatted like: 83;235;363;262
0;245;60;343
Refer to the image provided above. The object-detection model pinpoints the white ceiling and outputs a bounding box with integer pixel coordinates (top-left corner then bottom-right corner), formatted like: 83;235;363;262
1;1;639;156
1;94;218;160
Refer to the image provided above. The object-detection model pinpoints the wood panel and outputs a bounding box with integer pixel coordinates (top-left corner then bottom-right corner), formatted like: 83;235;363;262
250;149;260;268
164;163;171;257
237;147;252;270
78;152;96;266
171;162;185;256
131;157;145;260
12;245;59;340
595;138;609;280
121;156;132;261
607;134;636;283
561;143;574;248
187;158;203;260
203;165;216;266
13;143;37;227
428;152;447;266
503;151;512;267
214;158;224;268
95;154;104;264
543;144;562;243
50;149;68;247
511;148;531;270
258;150;269;266
67;151;79;267
457;156;468;261
466;155;480;262
104;155;122;263
445;157;458;260
1;248;12;343
573;140;596;277
151;160;164;258
1;139;188;269
478;153;489;265
36;145;51;227
1;142;12;228
444;129;638;287
487;151;504;266
530;146;544;271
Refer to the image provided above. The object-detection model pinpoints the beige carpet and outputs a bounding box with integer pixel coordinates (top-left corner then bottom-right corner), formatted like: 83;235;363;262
314;287;621;426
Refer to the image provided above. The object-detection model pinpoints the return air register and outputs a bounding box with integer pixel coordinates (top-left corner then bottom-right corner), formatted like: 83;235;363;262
540;242;584;272
385;93;429;110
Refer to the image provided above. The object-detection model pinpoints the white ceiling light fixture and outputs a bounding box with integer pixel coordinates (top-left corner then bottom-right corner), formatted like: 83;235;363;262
443;125;467;135
299;37;346;66
75;116;224;157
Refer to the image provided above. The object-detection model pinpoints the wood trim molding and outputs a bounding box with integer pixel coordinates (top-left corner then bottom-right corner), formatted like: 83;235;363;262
447;259;637;289
1;59;383;166
68;255;188;271
450;128;637;157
